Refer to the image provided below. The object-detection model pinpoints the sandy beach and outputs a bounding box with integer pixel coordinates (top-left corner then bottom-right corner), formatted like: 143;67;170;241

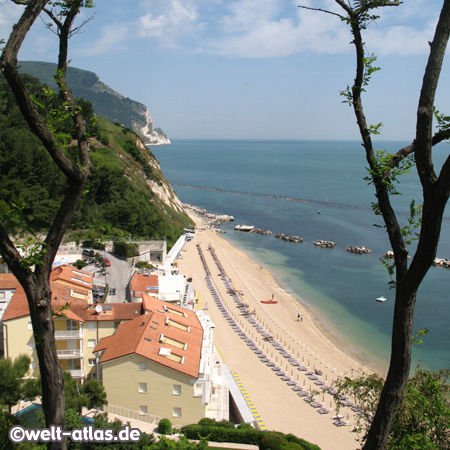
176;211;369;450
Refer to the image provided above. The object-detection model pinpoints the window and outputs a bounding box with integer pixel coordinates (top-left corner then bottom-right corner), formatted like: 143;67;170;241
88;359;96;367
66;320;77;331
166;318;188;332
160;335;186;350
139;383;147;393
139;405;147;415
173;385;181;395
28;342;35;350
0;292;5;298
114;321;120;330
68;360;80;370
28;321;32;330
87;322;96;331
138;362;147;371
173;408;181;418
30;362;37;370
88;339;96;348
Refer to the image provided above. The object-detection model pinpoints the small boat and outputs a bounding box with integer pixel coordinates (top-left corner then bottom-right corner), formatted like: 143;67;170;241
376;296;387;302
261;294;278;304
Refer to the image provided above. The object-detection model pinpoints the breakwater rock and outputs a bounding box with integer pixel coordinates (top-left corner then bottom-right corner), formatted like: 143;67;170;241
275;234;303;243
235;225;272;235
313;240;335;248
183;204;234;229
433;258;450;268
346;245;372;254
251;228;272;236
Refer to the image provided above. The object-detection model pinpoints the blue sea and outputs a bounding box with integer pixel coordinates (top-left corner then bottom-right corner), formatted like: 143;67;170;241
153;139;450;373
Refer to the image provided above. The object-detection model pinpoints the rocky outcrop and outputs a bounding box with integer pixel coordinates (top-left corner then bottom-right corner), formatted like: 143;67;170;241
183;204;234;230
313;240;335;248
131;109;171;146
346;245;372;254
275;234;303;243
433;258;450;268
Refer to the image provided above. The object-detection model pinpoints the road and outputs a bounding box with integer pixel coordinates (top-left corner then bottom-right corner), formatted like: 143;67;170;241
81;251;132;303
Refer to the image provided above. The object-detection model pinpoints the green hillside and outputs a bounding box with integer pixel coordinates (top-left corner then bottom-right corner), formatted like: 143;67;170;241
18;61;168;144
0;73;192;247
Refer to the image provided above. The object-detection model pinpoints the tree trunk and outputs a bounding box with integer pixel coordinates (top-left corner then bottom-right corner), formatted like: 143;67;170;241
0;3;91;449
25;280;66;450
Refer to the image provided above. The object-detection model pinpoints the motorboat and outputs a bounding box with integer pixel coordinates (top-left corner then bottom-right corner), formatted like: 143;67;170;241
376;296;387;302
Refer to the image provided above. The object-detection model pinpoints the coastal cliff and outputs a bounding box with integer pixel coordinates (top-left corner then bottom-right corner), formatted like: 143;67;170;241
18;61;170;146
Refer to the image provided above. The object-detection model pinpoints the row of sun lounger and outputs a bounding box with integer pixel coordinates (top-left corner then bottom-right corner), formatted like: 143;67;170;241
198;243;353;423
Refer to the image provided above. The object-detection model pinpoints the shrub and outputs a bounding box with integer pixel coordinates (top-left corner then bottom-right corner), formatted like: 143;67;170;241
259;431;286;450
237;423;254;431
73;259;87;269
158;418;173;435
113;241;139;258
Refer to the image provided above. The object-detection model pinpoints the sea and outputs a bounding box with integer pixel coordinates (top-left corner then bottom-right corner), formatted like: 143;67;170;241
152;139;450;374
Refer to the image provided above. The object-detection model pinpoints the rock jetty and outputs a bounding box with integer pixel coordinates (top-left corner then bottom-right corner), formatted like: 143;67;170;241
433;257;450;268
275;234;303;243
183;204;234;230
313;240;335;248
251;228;272;236
346;245;372;254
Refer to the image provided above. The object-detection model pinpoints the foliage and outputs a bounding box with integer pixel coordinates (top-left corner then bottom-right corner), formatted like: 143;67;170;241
81;379;108;411
158;418;173;435
31;372;107;415
333;368;450;448
0;355;40;413
114;241;139;258
0;75;193;248
181;420;321;450
0;411;21;450
82;241;105;250
152;436;208;450
73;259;87;269
135;261;154;269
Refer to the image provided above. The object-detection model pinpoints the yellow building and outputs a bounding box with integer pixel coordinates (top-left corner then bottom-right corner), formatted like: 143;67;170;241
94;295;228;426
2;284;144;380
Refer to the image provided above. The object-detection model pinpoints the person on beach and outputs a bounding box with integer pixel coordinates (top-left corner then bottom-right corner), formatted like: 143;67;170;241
297;313;301;321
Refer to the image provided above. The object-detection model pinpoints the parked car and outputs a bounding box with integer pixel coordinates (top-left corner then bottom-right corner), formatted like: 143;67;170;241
103;257;111;267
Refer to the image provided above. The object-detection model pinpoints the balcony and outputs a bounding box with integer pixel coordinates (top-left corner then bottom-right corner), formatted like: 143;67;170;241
57;349;82;359
67;369;83;378
55;330;83;340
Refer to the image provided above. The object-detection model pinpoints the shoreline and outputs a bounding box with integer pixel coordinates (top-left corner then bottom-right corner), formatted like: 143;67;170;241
176;208;372;450
185;206;385;375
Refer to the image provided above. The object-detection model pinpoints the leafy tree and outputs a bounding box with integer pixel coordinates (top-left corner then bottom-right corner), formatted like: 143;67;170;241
0;1;93;448
33;372;107;414
300;1;450;449
334;368;450;449
0;355;39;413
81;378;108;411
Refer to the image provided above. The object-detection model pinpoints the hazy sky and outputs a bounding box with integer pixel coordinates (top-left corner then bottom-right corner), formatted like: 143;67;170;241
1;0;449;141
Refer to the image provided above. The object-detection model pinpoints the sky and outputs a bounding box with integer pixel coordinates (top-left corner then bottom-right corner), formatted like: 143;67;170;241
1;0;449;141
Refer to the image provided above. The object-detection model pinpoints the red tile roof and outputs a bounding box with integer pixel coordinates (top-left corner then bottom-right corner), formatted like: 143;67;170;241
50;266;93;289
1;286;29;321
95;295;203;378
2;289;143;323
0;273;21;290
130;273;159;297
